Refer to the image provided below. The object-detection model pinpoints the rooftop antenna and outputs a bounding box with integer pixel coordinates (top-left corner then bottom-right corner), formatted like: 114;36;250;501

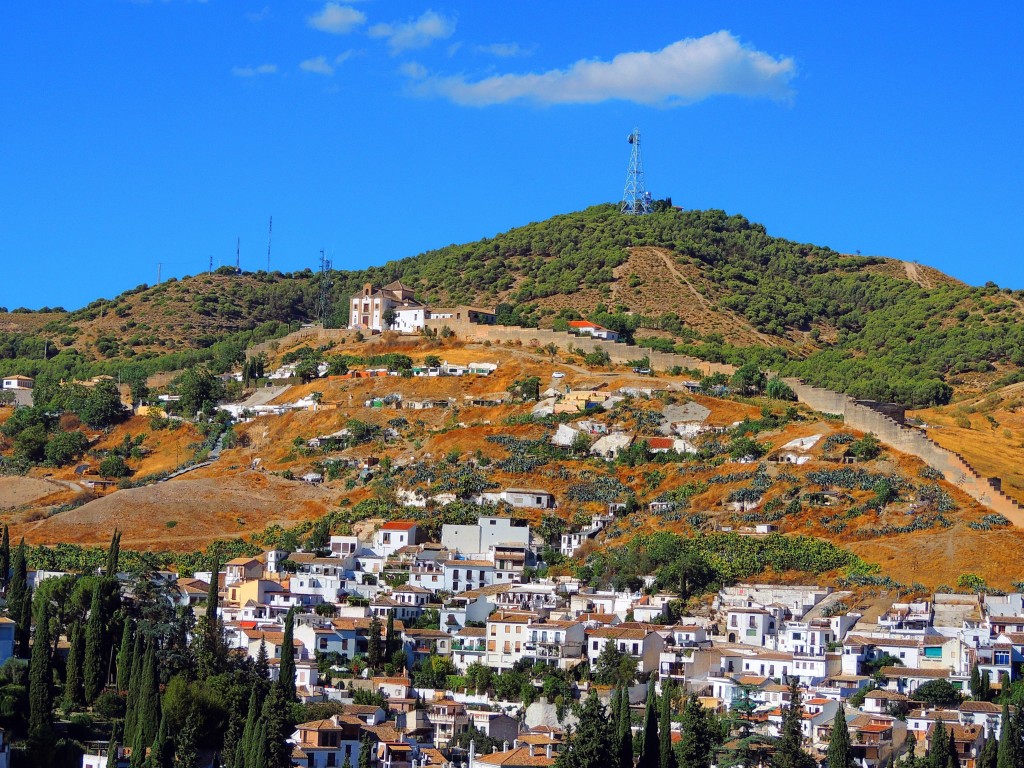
236;237;240;273
266;216;273;272
315;249;333;326
621;127;652;216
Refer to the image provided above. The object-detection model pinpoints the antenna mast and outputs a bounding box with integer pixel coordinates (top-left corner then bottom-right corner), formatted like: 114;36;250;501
315;249;333;327
236;237;240;273
209;255;213;274
157;262;162;284
266;216;273;272
621;127;652;216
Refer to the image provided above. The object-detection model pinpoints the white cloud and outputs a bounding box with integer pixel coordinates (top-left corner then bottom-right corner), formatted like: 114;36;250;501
410;31;795;107
477;42;533;58
400;61;428;80
245;6;270;22
335;51;355;65
308;2;366;34
232;63;278;77
369;9;455;54
301;56;335;76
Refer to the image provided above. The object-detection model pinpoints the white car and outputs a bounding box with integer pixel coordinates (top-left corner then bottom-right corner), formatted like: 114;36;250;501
552;371;565;378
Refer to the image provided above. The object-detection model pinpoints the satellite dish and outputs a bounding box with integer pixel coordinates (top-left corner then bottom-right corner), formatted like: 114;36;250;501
628;134;635;144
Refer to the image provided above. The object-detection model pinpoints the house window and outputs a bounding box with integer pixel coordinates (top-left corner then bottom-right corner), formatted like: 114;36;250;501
995;651;1011;665
731;616;738;628
593;641;599;651
632;643;639;655
748;616;756;629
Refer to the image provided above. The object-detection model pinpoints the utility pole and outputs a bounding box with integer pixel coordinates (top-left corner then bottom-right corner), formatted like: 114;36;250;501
157;262;162;284
236;237;240;273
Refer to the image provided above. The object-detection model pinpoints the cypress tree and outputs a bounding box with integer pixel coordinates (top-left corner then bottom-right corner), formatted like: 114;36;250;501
262;682;293;768
385;612;396;656
970;663;982;699
115;619;133;693
638;679;659;768
28;596;53;736
123;631;144;745
367;614;383;671
63;621;86;711
7;538;28;654
197;556;223;678
996;700;1018;768
979;729;998;768
554;691;615;768
151;710;174;768
222;685;248;768
0;523;10;589
946;729;958;768
980;670;991;702
826;708;854;768
659;682;677;768
175;708;200;768
136;642;160;750
773;678;814;768
256;638;270;687
237;689;260;768
278;607;297;703
677;693;715;768
106;528;121;575
343;754;353;768
83;580;106;702
358;734;372;768
18;588;31;658
617;686;634;768
930;719;949;768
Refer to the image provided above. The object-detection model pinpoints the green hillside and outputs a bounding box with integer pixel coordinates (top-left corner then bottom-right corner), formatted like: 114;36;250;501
3;203;1024;406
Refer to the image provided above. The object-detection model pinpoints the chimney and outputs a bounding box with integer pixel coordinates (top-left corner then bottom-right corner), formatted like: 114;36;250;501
503;740;510;752
546;743;552;759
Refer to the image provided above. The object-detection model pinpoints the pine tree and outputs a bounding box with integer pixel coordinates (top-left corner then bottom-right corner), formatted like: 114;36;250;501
106;528;121;575
115;619;133;693
63;621;86;711
930;719;949;768
637;679;659;768
677;693;715;768
826;708;854;768
0;524;10;589
367;614;383;671
773;679;814;768
617;686;634;768
7;538;28;655
278;607;297;703
28;596;53;737
83;580;106;702
554;691;615;768
659;682;677;768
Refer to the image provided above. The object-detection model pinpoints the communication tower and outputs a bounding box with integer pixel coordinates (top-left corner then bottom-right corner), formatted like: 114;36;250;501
621;127;652;216
315;249;333;326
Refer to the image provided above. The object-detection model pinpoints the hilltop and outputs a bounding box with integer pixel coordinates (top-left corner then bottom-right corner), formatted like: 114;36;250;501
3;204;1024;409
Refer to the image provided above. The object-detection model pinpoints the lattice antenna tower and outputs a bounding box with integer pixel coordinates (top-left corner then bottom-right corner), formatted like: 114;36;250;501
621;127;652;215
316;249;333;326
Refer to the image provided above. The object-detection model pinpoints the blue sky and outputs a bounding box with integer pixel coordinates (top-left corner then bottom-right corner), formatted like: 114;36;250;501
2;2;1022;310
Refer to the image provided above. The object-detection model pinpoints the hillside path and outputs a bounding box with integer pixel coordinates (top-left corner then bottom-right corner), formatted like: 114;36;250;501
651;248;781;347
